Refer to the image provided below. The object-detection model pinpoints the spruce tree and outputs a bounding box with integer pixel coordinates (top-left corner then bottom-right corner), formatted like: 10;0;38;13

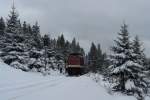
132;36;146;67
0;17;5;34
96;44;103;72
6;4;20;33
60;34;65;49
43;34;50;47
27;24;32;34
109;23;132;92
71;38;76;53
131;35;148;100
23;21;28;34
88;42;97;72
31;22;42;49
32;21;40;35
109;24;148;100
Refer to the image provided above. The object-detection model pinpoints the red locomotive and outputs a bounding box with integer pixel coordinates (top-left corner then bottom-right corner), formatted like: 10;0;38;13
66;53;84;75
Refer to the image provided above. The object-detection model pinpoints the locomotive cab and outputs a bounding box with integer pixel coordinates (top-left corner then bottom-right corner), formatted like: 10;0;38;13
66;53;84;75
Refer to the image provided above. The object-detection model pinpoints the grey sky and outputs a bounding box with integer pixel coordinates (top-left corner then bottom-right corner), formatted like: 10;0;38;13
1;0;150;56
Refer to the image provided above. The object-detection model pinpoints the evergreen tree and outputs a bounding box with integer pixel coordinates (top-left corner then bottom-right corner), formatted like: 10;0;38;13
43;34;50;47
109;24;148;100
65;40;71;50
88;42;97;72
71;37;77;53
43;34;50;71
56;36;61;49
59;34;65;49
56;34;65;50
131;35;148;99
27;24;32;34
132;36;146;67
32;21;40;34
17;20;22;34
0;17;5;34
23;21;28;34
6;4;20;33
109;23;132;92
75;42;80;52
51;38;57;49
31;22;42;49
96;44;103;72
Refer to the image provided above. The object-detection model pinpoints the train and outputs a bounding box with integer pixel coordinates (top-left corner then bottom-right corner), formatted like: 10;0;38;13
66;53;85;75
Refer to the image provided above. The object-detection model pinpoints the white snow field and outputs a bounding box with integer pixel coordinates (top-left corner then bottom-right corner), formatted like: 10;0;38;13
0;61;149;100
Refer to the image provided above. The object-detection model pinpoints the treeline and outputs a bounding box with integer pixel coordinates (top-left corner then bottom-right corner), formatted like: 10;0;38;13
0;5;108;74
86;42;109;73
0;6;85;73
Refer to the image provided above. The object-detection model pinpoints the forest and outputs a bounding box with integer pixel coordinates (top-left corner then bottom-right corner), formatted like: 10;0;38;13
0;3;150;100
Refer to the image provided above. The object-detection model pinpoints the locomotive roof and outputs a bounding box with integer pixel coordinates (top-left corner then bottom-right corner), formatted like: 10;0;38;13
69;53;83;56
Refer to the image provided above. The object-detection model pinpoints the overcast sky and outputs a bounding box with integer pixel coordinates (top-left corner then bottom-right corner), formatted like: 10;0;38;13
1;0;150;56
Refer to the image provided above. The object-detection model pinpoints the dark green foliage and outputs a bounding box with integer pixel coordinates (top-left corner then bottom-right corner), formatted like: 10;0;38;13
23;21;28;34
87;42;108;73
43;34;50;47
0;17;5;34
57;34;65;49
88;42;97;72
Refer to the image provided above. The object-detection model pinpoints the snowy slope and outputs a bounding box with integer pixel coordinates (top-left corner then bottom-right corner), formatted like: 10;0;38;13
0;61;148;100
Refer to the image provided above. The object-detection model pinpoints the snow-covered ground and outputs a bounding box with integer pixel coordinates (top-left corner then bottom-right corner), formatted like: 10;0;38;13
0;61;149;100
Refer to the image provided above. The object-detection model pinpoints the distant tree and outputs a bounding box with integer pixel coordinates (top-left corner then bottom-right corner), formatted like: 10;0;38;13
0;17;5;34
43;34;50;47
51;38;57;49
43;34;50;71
65;40;71;50
56;34;65;50
32;21;40;35
22;21;28;34
96;44;103;72
56;36;61;49
31;22;43;49
60;34;65;49
88;42;97;72
71;37;76;53
27;24;32;34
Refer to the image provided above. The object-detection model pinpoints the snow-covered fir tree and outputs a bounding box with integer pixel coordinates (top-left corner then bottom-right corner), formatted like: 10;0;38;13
109;23;148;100
31;22;43;49
6;3;20;34
131;35;148;99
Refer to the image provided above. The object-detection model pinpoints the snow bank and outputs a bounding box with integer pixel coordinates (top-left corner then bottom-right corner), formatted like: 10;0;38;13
88;73;150;100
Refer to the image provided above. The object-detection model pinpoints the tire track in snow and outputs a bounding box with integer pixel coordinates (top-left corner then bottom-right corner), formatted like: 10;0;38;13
0;78;61;94
7;77;70;100
0;79;49;89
